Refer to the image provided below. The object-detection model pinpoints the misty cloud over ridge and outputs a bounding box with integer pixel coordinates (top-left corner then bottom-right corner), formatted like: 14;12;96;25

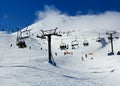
31;5;120;33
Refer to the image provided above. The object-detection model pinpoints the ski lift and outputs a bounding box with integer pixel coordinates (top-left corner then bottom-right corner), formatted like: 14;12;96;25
16;40;27;48
114;33;119;39
71;40;79;49
60;43;68;50
96;33;102;42
18;29;31;39
96;37;102;42
115;36;119;39
16;27;31;48
83;40;89;46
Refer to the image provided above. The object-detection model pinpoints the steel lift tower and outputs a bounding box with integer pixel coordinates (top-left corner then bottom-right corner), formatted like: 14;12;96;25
41;27;61;66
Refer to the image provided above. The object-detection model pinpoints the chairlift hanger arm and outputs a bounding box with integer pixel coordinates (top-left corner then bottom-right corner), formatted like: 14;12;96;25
54;27;58;33
41;30;44;35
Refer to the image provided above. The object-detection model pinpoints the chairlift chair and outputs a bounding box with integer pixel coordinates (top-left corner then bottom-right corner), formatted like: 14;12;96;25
96;37;102;42
60;43;68;50
16;30;28;48
16;39;27;48
83;40;89;46
19;36;29;39
96;33;102;42
114;32;119;39
71;40;79;49
115;36;119;39
19;30;30;39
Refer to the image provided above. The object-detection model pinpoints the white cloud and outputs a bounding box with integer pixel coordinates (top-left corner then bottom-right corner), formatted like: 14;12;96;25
32;5;120;33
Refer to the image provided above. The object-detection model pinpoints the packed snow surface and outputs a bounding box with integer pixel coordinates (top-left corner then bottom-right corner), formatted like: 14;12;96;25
0;30;120;86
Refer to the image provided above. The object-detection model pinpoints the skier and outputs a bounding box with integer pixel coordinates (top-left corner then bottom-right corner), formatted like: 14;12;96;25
41;47;42;50
10;44;12;47
91;57;93;60
55;52;57;56
81;57;84;61
85;54;87;58
29;46;31;50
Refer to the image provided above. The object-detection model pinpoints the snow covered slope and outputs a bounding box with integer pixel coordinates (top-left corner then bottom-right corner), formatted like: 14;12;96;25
0;29;120;86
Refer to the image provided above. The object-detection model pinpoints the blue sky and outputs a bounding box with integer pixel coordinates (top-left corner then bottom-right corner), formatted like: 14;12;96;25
0;0;120;32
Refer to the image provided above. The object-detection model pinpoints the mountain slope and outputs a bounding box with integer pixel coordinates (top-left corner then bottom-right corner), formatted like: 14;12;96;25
0;30;120;86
